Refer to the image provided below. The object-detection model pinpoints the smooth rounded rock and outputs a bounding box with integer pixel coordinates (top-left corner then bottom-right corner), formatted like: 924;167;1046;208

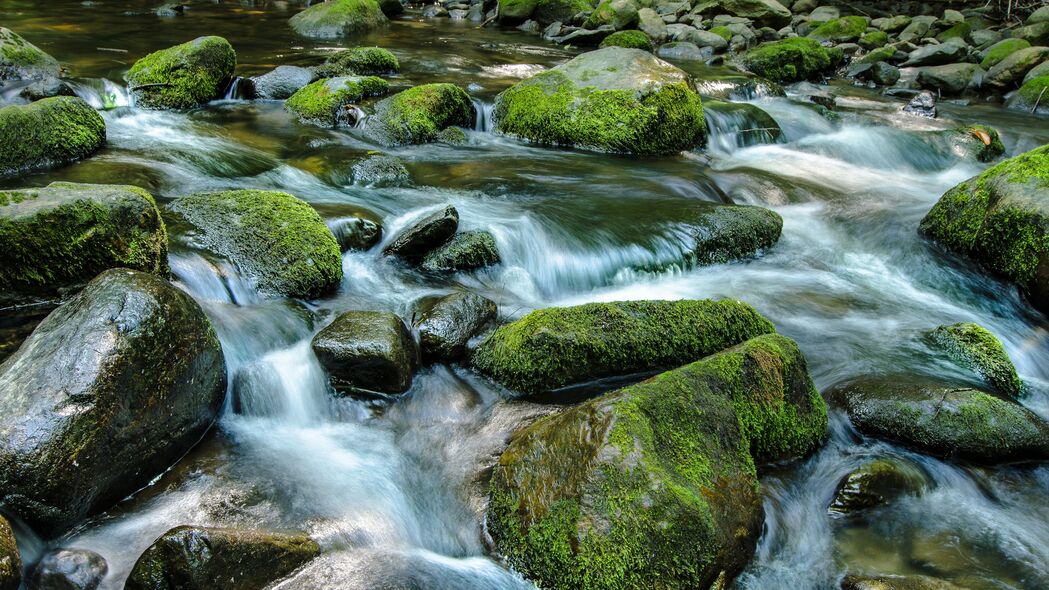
415;291;497;361
0;97;105;179
289;0;388;38
28;548;107;590
125;36;236;109
420;230;500;273
382;205;459;262
249;65;313;100
0;28;60;81
311;310;418;395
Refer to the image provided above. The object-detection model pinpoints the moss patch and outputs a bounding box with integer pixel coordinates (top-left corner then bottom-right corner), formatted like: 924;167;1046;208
314;46;400;77
599;30;654;51
420;230;500;273
125;36;236;110
370;83;475;145
980;38;1030;70
0;27;61;81
286;76;389;126
289;0;388;38
741;37;841;83
0;96;106;179
928;322;1023;399
808;16;868;43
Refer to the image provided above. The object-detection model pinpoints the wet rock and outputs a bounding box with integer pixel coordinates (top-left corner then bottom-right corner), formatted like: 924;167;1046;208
383;205;459;262
1006;75;1049;114
970;27;1003;48
328;216;382;252
900;38;969;67
903;90;936;117
533;0;591;25
17;77;76;102
584;0;640;30
935;21;971;44
494;47;705;155
289;0;388;38
552;26;616;46
249;65;314;100
28;548;107;590
693;72;785;99
420;230;500;273
657;41;713;61
979;38;1030;70
833;376;1049;464
311;310;418;395
0;96;105;179
680;28;731;51
350;153;410;187
125;36;236;109
808;16;868;43
1014;21;1049;45
919;144;1049;312
828;458;927;517
1023;60;1049;84
313;46;400;78
170;190;343;299
984;46;1049;89
841;573;970;590
719;0;791;28
125;526;319;590
487;333;826;589
915;63;981;95
0;182;167;304
285;76;389;126
0;516;18;590
498;0;539;24
741;37;843;83
677;202;783;266
421;4;447;17
927;322;1022;399
415;291;497;361
935;124;1005;163
378;0;404;17
0;28;60;81
599;29;654;50
367;83;475;145
859;31;889;50
472;298;776;396
0;269;226;532
808;6;840;25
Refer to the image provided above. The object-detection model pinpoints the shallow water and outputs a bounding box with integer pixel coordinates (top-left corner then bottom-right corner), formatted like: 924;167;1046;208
3;2;1049;589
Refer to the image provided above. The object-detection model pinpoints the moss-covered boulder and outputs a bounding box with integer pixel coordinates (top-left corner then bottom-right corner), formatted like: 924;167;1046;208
497;0;540;24
169;190;342;299
925;124;1005;163
472;299;776;396
0;516;19;590
289;0;388;38
741;37;842;83
420;230;500;273
918;144;1049;313
383;204;459;262
859;30;889;50
311;310;417;395
584;0;640;30
1006;75;1049;115
313;46;400;78
639;203;783;271
0;182;167;304
494;47;705;155
535;0;592;24
985;46;1049;89
368;83;475;145
416;291;497;361
285;76;389;126
28;548;108;590
980;38;1031;70
808;16;868;43
487;334;827;590
350;153;410;187
125;526;319;590
0;269;226;533
842;574;969;590
125;36;236;110
0;96;105;179
0;27;60;81
828;458;927;517
599;30;654;51
927;322;1022;399
718;0;791;28
834;376;1049;464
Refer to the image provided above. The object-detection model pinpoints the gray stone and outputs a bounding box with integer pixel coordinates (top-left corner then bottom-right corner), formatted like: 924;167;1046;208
311;310;418;395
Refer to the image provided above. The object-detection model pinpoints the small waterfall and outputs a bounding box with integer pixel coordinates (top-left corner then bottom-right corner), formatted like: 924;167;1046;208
472;98;495;132
703;100;783;153
69;78;130;110
222;76;252;101
232;341;331;424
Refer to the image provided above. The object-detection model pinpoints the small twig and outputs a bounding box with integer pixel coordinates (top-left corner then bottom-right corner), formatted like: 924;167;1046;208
1033;87;1047;114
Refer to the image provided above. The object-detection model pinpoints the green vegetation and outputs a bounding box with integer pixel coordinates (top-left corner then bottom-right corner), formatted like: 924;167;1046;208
929;322;1023;398
420;230;500;272
289;0;388;38
371;83;475;145
980;38;1030;70
314;46;400;77
125;36;236;109
0;96;105;178
599;30;654;51
808;16;868;43
741;37;842;83
285;76;389;126
0;27;60;81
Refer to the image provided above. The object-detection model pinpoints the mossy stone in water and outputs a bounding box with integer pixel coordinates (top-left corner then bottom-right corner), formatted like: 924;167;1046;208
928;322;1022;399
285;76;389;126
842;573;970;590
980;38;1030;70
0;96;105;179
125;36;236;110
599;30;654;51
497;0;540;24
1006;75;1049;115
487;334;826;590
314;46;400;78
690;203;783;263
420;230;500;273
0;27;60;81
494;47;705;155
416;291;497;361
369;83;475;145
859;30;889;49
719;0;791;28
289;0;388;38
533;0;593;24
0;516;19;590
383;204;459;262
583;0;639;30
472;298;776;396
169;190;343;299
741;37;842;83
941;124;1005;163
828;458;927;517
807;16;868;43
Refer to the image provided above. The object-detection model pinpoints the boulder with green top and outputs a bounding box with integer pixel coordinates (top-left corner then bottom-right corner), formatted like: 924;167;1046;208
367;83;475;145
415;291;497;361
533;0;593;25
497;0;540;24
985;46;1049;89
704;101;783;147
0;182;167;304
313;46;400;78
0;516;18;590
289;0;388;38
169;190;343;299
859;30;889;50
935;21;971;43
931;124;1004;163
0;269;226;533
285;76;389;126
1007;75;1049;114
420;230;500;273
842;574;970;590
0;27;60;81
599;30;654;51
125;36;236;109
808;16;868;43
918;144;1049;313
927;322;1022;399
584;0;639;30
487;333;827;590
0;96;105;179
494;47;705;155
688;203;783;263
311;310;418;395
828;458;927;517
472;298;776;396
125;526;320;590
980;38;1031;70
741;37;842;83
718;0;791;28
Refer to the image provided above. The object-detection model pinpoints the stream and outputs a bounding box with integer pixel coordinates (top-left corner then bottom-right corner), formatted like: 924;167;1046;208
2;1;1049;589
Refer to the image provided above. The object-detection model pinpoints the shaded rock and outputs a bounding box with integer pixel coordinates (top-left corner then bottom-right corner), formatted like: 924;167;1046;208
636;8;668;43
0;96;105;179
841;573;970;590
935;21;971;44
420;230;500;273
313;46;400;78
859;30;889;50
900;38;968;67
915;63;980;95
934;124;1004;163
741;37;842;83
692;72;785;99
367;83;475;145
828;458;927;517
125;526;319;590
969;27;1002;48
681;28;731;51
249;65;313;100
350;153;410;187
125;36;235;109
899;16;936;43
0;28;60;81
928;322;1022;399
285;76;389;126
169;190;343;299
903;90;936;117
1006;74;1049;114
553;26;617;46
328;216;381;252
1014;21;1049;45
289;0;388;38
0;269;226;532
383;205;459;262
719;0;791;28
28;548;107;590
311;310;417;395
984;46;1049;89
808;16;867;43
0;516;18;590
498;0;540;24
808;6;840;24
533;0;591;25
599;30;654;51
1023;60;1049;84
378;0;404;17
422;4;447;17
657;41;713;61
415;291;497;361
876;15;911;33
17;77;76;102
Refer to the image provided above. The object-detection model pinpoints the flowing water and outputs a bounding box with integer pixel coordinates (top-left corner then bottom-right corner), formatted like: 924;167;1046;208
3;1;1049;588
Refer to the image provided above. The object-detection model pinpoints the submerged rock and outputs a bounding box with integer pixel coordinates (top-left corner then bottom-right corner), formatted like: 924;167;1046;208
903;90;937;117
125;36;236;109
17;77;76;102
0;28;60;81
927;322;1022;399
741;37;842;83
0;269;226;532
350;153;410;187
313;46;400;78
415;291;497;361
936;124;1005;163
249;65;314;100
28;548;107;590
289;0;388;38
383;205;459;262
828;458;927;517
367;83;475;145
841;574;970;590
170;190;343;299
0;516;18;590
494;47;705;155
420;230;500;273
285;76;389;126
0;182;167;304
704;100;783;148
487;333;827;589
472;299;776;396
0;96;106;179
125;526;319;590
311;310;418;395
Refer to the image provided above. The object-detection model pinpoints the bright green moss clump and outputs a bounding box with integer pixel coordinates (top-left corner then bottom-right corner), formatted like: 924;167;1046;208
710;25;733;41
935;21;971;43
169;190;342;299
472;299;776;396
1007;75;1049;114
858;30;889;49
314;46;400;78
0;96;105;179
370;83;475;145
289;0;388;38
498;0;540;24
741;37;842;83
929;322;1023;399
808;16;868;43
599;30;654;51
286;76;389;126
0;27;60;81
980;38;1030;70
125;36;236;109
940;124;1005;163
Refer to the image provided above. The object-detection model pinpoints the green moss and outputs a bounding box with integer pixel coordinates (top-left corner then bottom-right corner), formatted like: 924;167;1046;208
420;230;499;272
498;0;540;22
944;124;1005;163
285;76;389;126
472;299;776;395
314;46;400;78
372;83;475;145
126;36;235;110
0;27;60;81
808;16;868;43
856;45;896;65
709;25;733;41
289;0;388;38
1012;75;1049;109
741;37;841;83
980;38;1030;70
533;0;593;23
928;322;1023;399
0;96;106;179
599;30;654;51
584;0;639;29
858;30;889;49
936;21;971;43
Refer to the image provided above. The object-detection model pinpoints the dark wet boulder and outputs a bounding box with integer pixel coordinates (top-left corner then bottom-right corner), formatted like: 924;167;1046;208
17;77;76;102
834;377;1049;464
311;310;418;395
28;548;107;590
420;230;500;273
0;28;60;81
808;16;868;43
0;516;18;590
367;83;475;146
170;190;343;299
828;458;927;517
0;182;167;304
841;574;970;590
903;90;937;117
487;334;826;590
415;291;497;361
927;322;1022;399
377;0;404;17
1006;75;1049;114
249;65;314;100
285;76;389;126
497;0;540;24
719;0;791;28
0;97;105;179
918;144;1049;313
741;37;842;83
125;526;319;590
328;216;382;251
599;30;654;51
125;36;236;110
653;202;782;267
472;299;776;396
289;0;388;38
350;153;410;187
313;46;400;78
0;269;226;532
915;63;981;95
494;47;705;155
984;46;1049;89
382;205;459;262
